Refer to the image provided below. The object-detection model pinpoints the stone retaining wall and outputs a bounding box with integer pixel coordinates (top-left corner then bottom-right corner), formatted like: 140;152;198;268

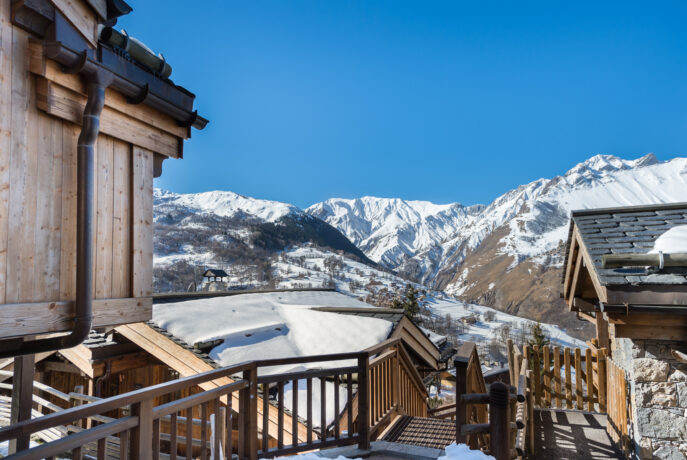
613;338;687;459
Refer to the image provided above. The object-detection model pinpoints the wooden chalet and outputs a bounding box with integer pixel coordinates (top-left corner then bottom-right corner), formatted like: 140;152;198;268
202;269;228;283
21;294;448;448
0;1;531;459
562;203;687;458
0;0;206;349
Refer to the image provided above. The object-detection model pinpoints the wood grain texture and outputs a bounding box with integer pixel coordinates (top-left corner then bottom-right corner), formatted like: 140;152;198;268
112;140;131;298
59;122;78;300
0;297;152;338
51;0;98;47
95;135;114;299
36;78;182;158
0;0;12;304
29;45;189;140
132;147;153;298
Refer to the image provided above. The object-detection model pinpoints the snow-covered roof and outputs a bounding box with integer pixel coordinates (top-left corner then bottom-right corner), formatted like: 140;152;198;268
152;291;394;376
567;203;687;287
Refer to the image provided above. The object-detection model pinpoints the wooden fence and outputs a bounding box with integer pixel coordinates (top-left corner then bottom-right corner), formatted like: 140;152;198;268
507;341;608;413
606;358;630;456
427;343;526;460
0;338;428;460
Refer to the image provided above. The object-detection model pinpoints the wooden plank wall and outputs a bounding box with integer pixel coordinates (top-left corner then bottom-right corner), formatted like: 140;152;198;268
0;2;157;339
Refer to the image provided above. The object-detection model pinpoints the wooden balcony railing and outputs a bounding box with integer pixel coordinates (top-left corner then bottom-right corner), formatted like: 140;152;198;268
0;338;427;460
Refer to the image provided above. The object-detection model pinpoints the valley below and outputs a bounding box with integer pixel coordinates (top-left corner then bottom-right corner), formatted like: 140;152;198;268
153;153;687;348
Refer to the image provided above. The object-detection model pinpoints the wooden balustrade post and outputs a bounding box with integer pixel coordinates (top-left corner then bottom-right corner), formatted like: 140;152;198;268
489;381;510;460
598;348;607;413
243;367;258;460
130;399;153;460
507;339;514;384
9;354;34;454
392;348;400;409
357;353;370;450
454;355;469;444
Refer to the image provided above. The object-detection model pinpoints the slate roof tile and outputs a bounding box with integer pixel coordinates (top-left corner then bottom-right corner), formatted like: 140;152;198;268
567;203;687;287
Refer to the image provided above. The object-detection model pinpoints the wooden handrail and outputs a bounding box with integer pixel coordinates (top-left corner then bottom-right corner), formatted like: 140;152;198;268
0;337;433;460
0;361;257;442
2;417;138;460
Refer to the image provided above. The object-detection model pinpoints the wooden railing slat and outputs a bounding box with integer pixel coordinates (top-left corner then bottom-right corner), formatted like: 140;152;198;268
292;379;299;447
320;378;326;440
185;407;192;460
262;383;269;452
306;378;313;444
346;374;353;437
564;348;573;409
334;374;340;440
277;381;284;450
200;402;208;460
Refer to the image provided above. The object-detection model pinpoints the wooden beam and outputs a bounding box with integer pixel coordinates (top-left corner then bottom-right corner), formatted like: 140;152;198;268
52;0;98;47
577;311;597;324
59;345;95;378
567;250;584;310
605;285;687;306
40;360;82;374
0;297;152;339
572;297;597;313
35;78;182;159
0;352;55;383
563;236;578;302
614;324;687;341
9;354;35;453
91;351;160;378
114;322;309;444
596;314;610;351
573;226;608;303
605;312;687;327
390;316;439;370
28;44;189;140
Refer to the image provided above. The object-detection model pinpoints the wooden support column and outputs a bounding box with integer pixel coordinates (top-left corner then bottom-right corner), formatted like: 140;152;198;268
596;313;610;352
357;354;370;450
454;355;468;444
9;354;35;453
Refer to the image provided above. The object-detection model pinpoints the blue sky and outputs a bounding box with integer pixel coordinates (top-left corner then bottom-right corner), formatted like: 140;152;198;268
120;1;687;209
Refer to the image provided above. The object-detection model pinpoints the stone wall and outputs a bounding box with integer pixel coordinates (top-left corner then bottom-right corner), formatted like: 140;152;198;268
613;337;687;459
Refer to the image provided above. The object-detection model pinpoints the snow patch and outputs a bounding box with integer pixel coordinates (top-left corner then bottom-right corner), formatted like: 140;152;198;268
651;225;687;253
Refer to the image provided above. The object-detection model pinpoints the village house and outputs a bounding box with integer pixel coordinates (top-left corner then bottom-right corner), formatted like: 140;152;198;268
562;203;687;459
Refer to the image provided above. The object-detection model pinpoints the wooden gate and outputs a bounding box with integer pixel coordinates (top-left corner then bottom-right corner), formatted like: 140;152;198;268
606;358;630;456
507;342;608;413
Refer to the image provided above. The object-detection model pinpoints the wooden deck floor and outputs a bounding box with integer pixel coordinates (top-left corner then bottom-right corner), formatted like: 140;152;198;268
531;409;624;460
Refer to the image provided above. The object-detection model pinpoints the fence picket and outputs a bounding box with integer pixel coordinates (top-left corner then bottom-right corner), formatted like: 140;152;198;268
564;348;573;409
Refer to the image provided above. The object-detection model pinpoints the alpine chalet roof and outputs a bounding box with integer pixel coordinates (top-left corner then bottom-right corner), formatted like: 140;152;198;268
566;202;687;287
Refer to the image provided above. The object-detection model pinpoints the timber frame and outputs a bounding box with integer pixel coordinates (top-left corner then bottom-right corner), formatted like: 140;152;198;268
562;203;687;348
0;0;206;342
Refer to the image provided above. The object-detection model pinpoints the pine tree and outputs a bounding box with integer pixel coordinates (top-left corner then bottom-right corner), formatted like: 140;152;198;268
391;284;422;320
527;322;550;350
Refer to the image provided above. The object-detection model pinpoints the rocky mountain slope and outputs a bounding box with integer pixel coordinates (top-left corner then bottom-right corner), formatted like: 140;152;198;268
308;154;687;329
153;189;374;292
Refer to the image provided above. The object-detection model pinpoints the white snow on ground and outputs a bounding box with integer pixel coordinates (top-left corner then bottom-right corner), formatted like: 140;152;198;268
283;378;348;428
153;291;391;376
276;442;494;459
651;225;687;253
427;297;585;351
440;443;496;460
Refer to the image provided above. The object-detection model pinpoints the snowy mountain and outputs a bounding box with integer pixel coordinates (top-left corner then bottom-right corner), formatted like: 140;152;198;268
153;189;374;293
308;154;687;328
